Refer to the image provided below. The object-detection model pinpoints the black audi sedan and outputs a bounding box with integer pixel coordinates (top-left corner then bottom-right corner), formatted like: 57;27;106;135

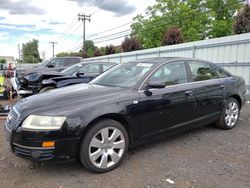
5;58;246;173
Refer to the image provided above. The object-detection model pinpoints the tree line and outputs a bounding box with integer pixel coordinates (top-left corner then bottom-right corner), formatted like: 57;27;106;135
57;1;250;58
21;1;250;63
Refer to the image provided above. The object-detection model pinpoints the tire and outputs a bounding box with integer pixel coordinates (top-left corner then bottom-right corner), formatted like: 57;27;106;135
39;86;55;93
215;97;240;130
79;119;128;173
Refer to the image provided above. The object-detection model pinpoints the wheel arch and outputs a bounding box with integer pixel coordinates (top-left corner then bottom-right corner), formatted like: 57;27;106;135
228;95;242;109
80;113;134;148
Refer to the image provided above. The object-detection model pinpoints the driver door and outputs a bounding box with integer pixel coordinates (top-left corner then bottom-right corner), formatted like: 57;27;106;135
135;61;196;139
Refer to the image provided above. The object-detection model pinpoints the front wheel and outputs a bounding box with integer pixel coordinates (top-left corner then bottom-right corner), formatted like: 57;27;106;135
79;119;128;173
215;97;240;130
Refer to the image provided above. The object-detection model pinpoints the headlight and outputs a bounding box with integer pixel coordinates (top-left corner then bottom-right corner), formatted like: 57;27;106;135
22;115;66;130
42;79;52;84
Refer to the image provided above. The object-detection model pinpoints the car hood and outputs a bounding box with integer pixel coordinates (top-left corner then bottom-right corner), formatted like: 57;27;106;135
15;83;131;117
39;71;64;77
17;67;58;77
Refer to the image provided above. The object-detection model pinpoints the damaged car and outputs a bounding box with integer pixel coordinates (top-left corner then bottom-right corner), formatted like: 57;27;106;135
14;62;116;95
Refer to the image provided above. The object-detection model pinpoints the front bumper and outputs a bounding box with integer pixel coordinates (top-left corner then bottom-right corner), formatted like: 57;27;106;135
10;77;33;95
4;121;81;161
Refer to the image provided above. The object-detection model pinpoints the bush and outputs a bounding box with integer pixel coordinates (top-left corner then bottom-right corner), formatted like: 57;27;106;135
105;45;116;55
121;37;141;52
93;48;101;57
162;27;184;46
233;4;250;34
0;59;6;64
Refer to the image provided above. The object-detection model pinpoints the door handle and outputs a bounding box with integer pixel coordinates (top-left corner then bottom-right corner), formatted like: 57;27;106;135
185;90;193;96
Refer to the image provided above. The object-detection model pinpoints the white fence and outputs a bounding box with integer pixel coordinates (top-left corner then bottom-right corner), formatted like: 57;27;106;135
15;33;250;91
83;33;250;91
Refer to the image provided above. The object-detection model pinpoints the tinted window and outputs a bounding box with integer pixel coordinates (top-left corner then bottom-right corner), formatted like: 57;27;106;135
61;64;83;75
65;58;80;66
213;66;230;78
79;64;100;74
149;61;188;86
49;59;65;67
189;61;217;81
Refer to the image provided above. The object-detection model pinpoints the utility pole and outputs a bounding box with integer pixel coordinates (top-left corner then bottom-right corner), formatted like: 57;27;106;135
49;42;57;58
78;14;91;51
18;44;21;63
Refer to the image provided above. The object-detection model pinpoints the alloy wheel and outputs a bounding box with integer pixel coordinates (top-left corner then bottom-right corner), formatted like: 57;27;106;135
88;127;125;169
225;101;239;127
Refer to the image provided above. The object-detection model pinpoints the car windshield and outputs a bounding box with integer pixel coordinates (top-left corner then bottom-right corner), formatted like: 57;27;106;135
61;64;84;75
39;59;49;66
91;63;153;88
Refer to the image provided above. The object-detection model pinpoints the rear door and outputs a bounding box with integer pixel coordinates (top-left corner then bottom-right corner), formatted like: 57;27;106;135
187;61;225;119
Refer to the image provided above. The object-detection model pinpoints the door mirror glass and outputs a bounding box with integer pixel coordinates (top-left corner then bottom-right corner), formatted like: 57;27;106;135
47;64;55;68
147;82;165;89
76;71;85;77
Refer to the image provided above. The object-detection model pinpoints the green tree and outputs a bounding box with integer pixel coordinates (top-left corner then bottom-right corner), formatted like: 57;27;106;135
56;52;80;57
131;0;242;48
0;59;6;64
207;0;242;37
131;0;211;48
233;4;250;34
22;39;41;64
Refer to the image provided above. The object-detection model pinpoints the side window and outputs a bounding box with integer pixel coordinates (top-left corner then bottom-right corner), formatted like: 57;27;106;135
48;59;59;67
79;64;100;74
102;64;115;72
213;66;230;78
50;59;65;67
149;61;188;86
65;58;80;66
189;61;217;81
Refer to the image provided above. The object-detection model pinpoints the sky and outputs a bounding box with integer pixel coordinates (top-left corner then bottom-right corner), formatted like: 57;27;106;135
0;0;155;60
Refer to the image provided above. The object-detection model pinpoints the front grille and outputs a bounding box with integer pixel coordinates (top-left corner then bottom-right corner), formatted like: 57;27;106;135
13;144;54;161
6;108;20;130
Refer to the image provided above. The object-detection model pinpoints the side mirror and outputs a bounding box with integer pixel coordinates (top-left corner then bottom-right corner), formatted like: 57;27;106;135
47;64;55;68
76;72;85;77
147;82;165;89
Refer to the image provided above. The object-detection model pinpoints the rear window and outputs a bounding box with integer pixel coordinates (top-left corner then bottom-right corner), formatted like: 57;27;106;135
213;66;230;78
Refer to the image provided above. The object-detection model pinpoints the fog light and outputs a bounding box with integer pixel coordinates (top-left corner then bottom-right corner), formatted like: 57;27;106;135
31;151;42;158
42;141;55;147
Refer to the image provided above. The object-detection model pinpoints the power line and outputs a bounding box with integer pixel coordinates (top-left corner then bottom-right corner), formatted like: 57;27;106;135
78;14;91;50
68;0;243;51
91;0;244;44
90;0;113;15
49;42;57;58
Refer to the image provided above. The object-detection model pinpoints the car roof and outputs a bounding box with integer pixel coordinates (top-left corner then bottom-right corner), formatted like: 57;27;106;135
79;61;116;65
127;57;211;65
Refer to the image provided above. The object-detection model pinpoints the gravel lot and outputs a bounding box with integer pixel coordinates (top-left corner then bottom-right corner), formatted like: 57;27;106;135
0;98;250;188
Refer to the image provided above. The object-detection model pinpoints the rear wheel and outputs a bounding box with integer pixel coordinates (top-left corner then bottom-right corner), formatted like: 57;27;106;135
215;97;240;130
39;86;55;93
79;119;128;173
